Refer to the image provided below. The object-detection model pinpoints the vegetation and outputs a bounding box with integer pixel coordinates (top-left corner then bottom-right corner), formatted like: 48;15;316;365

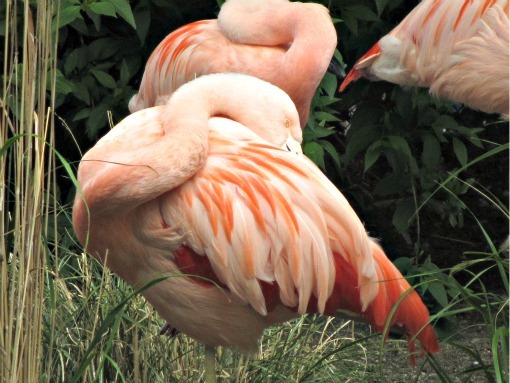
0;0;508;382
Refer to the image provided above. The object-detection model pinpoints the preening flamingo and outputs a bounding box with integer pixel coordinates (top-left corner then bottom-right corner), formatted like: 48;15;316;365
73;74;439;377
340;0;510;115
128;0;337;128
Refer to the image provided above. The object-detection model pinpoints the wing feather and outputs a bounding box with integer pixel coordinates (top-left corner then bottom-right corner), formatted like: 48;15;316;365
159;117;377;316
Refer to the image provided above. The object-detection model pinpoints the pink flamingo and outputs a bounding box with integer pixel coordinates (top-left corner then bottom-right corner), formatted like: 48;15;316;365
73;74;439;379
128;0;337;128
340;0;509;115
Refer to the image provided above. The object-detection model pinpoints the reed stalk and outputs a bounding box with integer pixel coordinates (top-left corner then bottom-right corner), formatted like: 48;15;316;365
0;0;58;381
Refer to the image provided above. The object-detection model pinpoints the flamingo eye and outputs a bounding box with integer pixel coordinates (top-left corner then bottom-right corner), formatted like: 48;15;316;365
284;119;290;129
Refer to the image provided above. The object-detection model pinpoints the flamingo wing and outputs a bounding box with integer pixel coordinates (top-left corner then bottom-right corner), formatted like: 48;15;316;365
159;118;360;316
152;118;439;357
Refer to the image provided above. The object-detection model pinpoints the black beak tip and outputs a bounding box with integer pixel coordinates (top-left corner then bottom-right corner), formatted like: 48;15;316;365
327;59;346;79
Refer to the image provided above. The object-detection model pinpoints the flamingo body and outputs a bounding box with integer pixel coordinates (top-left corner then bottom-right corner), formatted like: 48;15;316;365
129;0;337;128
74;74;439;363
340;0;509;115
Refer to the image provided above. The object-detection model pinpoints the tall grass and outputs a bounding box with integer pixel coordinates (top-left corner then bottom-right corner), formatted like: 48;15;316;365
1;0;58;381
428;174;509;383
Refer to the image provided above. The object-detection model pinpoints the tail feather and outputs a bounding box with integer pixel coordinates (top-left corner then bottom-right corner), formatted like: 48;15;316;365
330;241;440;366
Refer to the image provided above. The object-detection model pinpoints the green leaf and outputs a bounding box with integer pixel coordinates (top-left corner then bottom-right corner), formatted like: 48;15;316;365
107;0;136;28
89;1;117;17
55;5;82;29
452;137;468;166
52;70;75;95
364;141;383;171
343;5;379;21
373;173;411;196
134;7;151;44
421;134;441;169
314;111;340;122
427;281;448;307
432;115;459;131
86;102;110;139
375;0;389;15
393;88;414;125
388;135;412;158
392;256;413;274
492;327;509;383
470;133;484;149
340;10;358;35
392;198;415;233
88;38;121;61
85;8;101;30
320;72;338;99
315;96;339;107
72;82;91;105
345;105;384;162
91;69;117;89
120;60;130;84
64;49;79;76
319;140;341;168
73;108;92;121
333;49;344;66
303;125;335;140
304;141;325;170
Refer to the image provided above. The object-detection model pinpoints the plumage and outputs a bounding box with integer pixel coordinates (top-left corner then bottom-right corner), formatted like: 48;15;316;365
340;0;509;115
73;73;439;365
128;0;337;128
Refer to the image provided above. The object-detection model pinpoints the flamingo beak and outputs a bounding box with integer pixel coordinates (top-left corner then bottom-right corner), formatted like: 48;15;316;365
282;137;303;155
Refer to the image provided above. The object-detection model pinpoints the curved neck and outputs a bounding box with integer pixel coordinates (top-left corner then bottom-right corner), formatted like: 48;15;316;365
78;84;234;214
283;4;337;125
75;74;298;216
218;0;337;127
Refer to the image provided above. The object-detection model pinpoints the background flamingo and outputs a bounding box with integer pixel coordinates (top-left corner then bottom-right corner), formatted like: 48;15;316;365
339;0;509;115
128;0;337;128
73;73;439;380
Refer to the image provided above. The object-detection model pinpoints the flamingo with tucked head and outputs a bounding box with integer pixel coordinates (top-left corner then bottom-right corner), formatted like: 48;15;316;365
340;0;509;115
128;0;338;128
73;73;439;380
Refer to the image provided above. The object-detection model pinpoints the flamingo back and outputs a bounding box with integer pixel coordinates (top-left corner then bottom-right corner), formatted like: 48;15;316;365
129;20;286;113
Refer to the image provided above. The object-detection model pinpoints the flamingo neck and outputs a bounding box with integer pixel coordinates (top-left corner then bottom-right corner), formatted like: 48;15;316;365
218;0;337;127
283;4;337;126
76;74;299;216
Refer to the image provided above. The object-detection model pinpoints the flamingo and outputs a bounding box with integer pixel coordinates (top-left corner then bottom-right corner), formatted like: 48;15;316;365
128;0;337;128
73;73;440;380
339;0;509;115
